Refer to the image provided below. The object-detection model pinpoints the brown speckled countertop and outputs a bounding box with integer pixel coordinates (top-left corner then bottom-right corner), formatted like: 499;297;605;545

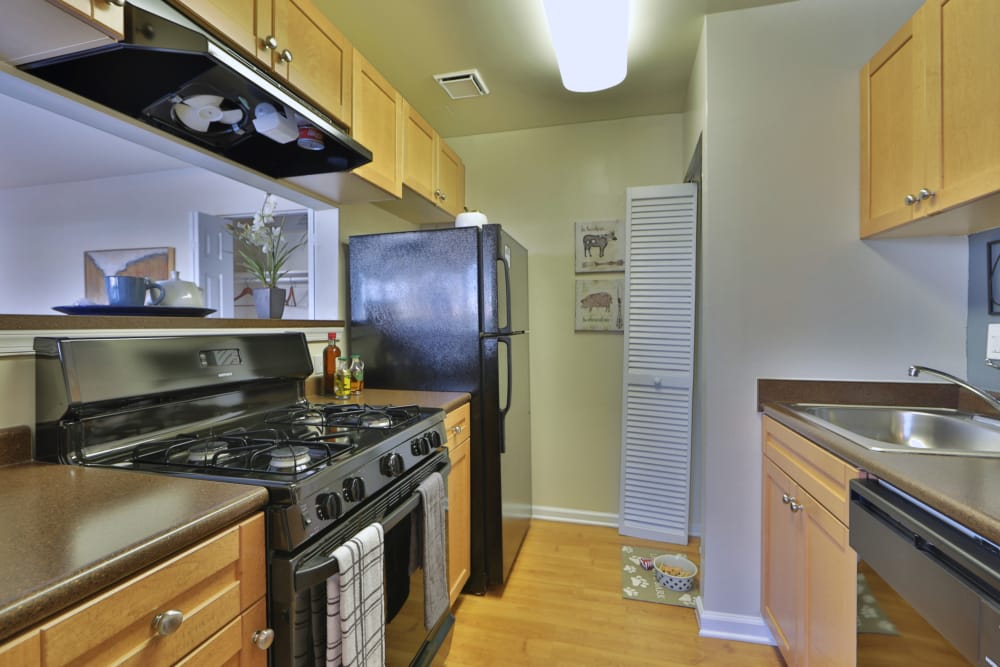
0;462;268;643
760;379;1000;547
304;380;471;413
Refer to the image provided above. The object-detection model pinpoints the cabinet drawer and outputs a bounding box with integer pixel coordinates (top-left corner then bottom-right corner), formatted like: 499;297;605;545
0;628;39;667
40;524;246;666
445;403;471;448
763;417;857;525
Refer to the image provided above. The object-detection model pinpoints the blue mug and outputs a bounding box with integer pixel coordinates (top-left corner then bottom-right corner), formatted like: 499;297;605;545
105;275;165;307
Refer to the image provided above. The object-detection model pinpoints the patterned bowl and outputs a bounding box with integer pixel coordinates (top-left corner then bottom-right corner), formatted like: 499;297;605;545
653;554;698;592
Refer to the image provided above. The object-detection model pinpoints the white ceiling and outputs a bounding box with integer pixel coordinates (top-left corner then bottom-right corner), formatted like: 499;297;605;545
316;0;791;138
0;0;790;190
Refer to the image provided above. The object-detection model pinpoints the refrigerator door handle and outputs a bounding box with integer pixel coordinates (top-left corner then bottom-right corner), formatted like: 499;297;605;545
498;335;512;454
498;255;512;333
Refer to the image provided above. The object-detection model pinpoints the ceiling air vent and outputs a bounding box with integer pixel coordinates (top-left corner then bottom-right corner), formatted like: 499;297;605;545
433;69;490;100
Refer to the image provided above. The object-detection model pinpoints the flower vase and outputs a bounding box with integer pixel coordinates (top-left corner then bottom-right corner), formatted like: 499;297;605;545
253;287;286;319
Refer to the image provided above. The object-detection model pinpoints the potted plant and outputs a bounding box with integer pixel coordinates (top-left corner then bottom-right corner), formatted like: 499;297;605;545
227;193;306;319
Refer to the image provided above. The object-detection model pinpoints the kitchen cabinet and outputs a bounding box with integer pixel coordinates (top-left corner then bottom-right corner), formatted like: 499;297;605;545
0;629;39;667
48;0;124;40
445;402;471;605
0;513;268;667
171;0;353;128
377;101;466;222
761;417;857;667
351;49;403;197
860;0;1000;238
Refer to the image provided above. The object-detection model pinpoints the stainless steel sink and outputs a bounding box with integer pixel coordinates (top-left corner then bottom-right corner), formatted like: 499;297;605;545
787;404;1000;456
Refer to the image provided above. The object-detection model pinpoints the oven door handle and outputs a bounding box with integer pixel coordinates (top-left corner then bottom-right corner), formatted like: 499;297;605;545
294;457;450;591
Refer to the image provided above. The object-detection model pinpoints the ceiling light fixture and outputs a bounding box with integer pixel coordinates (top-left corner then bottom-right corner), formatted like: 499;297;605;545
542;0;629;93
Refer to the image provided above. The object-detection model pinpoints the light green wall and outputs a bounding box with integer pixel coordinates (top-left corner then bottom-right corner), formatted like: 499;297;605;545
451;114;684;516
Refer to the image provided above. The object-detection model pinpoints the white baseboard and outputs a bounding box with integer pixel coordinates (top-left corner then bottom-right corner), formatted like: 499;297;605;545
531;505;618;527
695;596;776;646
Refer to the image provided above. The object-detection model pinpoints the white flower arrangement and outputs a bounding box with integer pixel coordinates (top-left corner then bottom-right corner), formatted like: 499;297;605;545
227;193;306;288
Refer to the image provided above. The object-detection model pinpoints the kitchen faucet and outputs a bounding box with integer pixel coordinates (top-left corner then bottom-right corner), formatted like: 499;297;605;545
908;365;1000;414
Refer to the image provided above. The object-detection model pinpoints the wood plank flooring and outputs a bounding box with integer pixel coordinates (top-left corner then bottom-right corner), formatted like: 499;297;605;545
440;520;783;666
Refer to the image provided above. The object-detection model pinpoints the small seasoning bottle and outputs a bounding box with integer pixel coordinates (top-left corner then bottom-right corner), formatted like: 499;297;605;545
349;354;364;395
334;357;352;399
323;332;342;396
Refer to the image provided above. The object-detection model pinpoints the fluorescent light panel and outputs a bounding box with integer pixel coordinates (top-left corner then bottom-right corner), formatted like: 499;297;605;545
542;0;629;93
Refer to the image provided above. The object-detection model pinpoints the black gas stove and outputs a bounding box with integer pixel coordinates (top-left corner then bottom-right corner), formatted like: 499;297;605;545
33;333;447;552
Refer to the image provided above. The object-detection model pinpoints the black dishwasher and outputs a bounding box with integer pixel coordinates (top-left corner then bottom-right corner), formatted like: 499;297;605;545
851;478;1000;666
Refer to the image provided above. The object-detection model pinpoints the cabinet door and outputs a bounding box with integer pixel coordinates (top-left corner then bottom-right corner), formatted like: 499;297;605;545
402;102;437;203
47;0;123;39
353;50;403;197
762;457;800;667
445;404;471;606
860;5;927;237
273;0;353;127
801;487;856;667
171;0;258;57
437;140;466;217
0;630;40;667
924;0;1000;213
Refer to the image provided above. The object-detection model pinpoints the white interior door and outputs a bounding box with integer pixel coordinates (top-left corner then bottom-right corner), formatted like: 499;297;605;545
193;212;234;318
619;183;698;544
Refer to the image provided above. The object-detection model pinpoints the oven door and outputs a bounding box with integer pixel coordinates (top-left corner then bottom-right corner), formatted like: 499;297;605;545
269;453;452;667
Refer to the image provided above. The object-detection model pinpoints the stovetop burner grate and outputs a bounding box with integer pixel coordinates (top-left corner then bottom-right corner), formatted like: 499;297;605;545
265;403;422;430
131;429;356;475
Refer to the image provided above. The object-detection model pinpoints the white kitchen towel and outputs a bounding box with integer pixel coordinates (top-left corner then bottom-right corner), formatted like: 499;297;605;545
326;523;385;667
416;472;449;631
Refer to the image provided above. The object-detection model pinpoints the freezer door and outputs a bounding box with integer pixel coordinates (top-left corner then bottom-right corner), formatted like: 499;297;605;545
348;227;482;391
481;331;532;585
481;225;529;334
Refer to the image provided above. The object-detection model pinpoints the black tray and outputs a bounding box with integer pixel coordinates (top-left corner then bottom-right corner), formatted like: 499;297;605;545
53;305;216;317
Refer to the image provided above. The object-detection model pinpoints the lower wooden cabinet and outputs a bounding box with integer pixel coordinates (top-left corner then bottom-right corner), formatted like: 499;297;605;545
761;417;857;667
0;513;268;667
445;402;471;606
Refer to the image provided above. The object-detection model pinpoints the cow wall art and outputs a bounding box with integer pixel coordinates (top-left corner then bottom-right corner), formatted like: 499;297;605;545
575;220;624;273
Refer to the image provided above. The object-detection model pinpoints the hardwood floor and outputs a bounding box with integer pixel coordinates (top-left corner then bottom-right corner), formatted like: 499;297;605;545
440;520;783;666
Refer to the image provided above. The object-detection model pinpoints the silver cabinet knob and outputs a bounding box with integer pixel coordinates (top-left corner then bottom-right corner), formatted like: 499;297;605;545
107;0;125;6
434;188;443;200
262;35;278;51
789;501;803;512
151;610;184;636
781;493;792;504
452;425;463;435
280;49;293;63
252;628;275;650
918;187;936;201
904;194;917;205
440;192;447;201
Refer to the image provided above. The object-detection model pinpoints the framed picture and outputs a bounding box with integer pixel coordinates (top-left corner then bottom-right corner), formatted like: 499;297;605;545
575;220;624;273
575;279;624;332
85;247;175;304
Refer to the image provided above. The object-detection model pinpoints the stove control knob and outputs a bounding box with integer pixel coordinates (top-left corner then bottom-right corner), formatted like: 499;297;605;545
410;437;425;456
380;452;405;478
414;435;431;455
428;430;442;447
343;477;366;502
316;492;342;521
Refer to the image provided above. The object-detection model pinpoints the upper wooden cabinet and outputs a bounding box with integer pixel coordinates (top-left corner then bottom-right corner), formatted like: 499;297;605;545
377;101;466;222
861;0;1000;238
172;0;353;128
48;0;124;39
351;49;403;197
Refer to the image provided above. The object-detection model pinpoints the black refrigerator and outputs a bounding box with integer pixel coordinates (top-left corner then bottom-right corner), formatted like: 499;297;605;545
347;224;531;593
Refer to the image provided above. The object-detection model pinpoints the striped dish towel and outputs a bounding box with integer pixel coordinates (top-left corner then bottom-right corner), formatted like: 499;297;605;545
326;523;385;667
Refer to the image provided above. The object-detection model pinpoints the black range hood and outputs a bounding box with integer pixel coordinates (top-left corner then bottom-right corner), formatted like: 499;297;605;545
20;0;371;179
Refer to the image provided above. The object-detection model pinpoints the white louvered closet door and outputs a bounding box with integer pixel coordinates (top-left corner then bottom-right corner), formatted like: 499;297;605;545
619;183;698;544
